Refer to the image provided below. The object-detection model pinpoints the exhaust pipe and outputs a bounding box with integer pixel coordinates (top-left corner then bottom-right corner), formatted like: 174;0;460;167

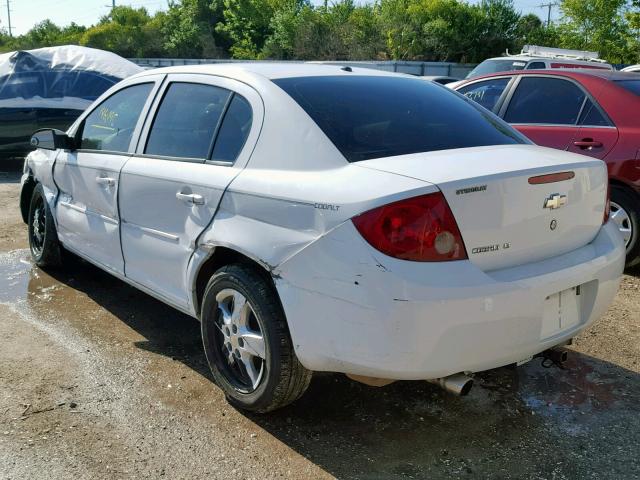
427;373;474;396
536;347;569;367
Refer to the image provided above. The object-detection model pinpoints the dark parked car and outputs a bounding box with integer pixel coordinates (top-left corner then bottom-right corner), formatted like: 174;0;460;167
454;69;640;267
0;45;141;160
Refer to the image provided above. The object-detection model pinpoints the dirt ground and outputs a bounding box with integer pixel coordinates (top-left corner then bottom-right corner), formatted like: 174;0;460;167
0;167;638;480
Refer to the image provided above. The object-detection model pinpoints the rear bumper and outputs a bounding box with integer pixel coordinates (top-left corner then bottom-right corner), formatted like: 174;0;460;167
275;221;625;380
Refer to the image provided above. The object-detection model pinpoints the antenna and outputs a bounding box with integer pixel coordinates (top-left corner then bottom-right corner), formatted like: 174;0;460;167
538;1;559;27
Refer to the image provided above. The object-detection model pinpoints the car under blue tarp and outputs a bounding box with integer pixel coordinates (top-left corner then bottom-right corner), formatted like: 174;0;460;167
0;45;143;159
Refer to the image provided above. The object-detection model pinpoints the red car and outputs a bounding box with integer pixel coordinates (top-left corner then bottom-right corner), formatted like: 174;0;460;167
454;69;640;267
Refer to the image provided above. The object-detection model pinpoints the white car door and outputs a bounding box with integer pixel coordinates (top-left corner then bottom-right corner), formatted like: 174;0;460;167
54;78;162;274
118;74;263;310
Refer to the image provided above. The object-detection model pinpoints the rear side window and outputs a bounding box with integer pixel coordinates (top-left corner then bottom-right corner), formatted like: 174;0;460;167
146;83;231;159
615;80;640;96
458;78;510;111
578;99;610;127
211;94;252;162
80;83;152;152
274;76;525;162
504;77;586;125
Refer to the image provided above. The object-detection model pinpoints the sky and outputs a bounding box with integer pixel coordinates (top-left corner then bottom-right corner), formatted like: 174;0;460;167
3;0;560;37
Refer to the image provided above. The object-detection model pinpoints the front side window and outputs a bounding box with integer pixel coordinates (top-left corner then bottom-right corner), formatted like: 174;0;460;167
458;78;510;112
275;75;525;163
145;82;231;159
80;83;152;152
504;77;586;125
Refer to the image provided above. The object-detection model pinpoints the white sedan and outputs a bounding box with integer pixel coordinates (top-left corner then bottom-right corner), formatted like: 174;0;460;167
21;64;624;412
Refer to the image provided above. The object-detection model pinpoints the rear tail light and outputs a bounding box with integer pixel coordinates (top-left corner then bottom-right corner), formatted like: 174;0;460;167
352;192;467;262
603;182;610;225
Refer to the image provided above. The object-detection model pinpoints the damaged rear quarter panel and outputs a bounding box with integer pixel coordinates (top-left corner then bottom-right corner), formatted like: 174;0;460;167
189;164;435;310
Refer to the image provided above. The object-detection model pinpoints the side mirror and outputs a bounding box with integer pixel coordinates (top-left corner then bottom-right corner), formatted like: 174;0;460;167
30;129;76;151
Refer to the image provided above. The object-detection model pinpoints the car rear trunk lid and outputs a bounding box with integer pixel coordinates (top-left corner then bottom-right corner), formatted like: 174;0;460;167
356;145;608;271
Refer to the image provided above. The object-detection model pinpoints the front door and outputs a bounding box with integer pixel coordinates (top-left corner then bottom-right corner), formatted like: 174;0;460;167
118;75;261;310
53;82;156;274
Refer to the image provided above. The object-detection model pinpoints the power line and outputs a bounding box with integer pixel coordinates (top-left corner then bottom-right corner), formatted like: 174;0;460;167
3;0;12;37
538;1;559;27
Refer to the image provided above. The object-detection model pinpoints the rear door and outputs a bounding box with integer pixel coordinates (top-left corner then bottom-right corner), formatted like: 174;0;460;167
53;78;161;274
118;74;262;310
567;98;619;159
500;76;586;150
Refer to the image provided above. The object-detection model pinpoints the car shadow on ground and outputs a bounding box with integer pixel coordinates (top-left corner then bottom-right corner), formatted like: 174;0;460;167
16;253;639;479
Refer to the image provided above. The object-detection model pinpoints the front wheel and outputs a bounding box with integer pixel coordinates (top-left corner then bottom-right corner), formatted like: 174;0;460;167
610;186;640;269
201;264;312;412
28;183;62;268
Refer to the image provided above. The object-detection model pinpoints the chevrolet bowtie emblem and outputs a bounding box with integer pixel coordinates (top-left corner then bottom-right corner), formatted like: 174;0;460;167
544;193;567;210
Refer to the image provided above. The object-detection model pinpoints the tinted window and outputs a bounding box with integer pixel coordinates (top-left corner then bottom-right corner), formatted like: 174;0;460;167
211;94;252;162
615;80;640;96
578;99;610;126
146;83;231;159
0;73;45;100
47;71;116;101
275;76;525;163
458;78;510;111
466;59;527;79
80;83;152;152
504;77;586;125
526;62;546;70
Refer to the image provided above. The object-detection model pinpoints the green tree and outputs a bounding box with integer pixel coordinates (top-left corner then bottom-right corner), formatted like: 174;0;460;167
558;0;635;63
218;0;297;58
80;6;164;58
515;13;560;50
160;0;229;58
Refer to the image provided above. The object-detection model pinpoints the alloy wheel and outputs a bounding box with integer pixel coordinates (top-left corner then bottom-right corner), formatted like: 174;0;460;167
30;196;46;257
610;201;633;248
213;288;266;393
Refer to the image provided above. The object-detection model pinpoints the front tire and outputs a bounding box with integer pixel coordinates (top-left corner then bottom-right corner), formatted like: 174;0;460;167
201;264;312;412
610;186;640;269
28;183;62;268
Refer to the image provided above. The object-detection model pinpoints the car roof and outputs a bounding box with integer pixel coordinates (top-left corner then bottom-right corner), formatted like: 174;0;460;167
132;62;402;81
460;68;639;84
483;56;608;65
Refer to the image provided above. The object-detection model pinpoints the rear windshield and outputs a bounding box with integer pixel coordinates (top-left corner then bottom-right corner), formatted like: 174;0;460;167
466;59;527;79
614;80;640;96
274;75;525;163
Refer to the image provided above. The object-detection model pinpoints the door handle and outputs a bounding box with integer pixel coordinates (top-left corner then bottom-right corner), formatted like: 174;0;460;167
573;139;603;149
95;176;116;187
176;191;205;205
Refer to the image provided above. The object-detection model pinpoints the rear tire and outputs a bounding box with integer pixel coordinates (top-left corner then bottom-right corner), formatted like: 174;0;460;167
610;186;640;269
28;183;62;268
201;264;312;412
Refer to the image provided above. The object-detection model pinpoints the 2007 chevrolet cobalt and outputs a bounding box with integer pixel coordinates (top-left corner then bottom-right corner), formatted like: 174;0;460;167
21;64;624;412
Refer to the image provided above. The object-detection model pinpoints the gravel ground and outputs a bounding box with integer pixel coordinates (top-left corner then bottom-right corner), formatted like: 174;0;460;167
0;168;638;479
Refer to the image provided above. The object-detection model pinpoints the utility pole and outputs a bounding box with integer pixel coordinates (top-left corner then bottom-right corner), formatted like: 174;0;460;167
4;0;12;37
538;2;559;27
